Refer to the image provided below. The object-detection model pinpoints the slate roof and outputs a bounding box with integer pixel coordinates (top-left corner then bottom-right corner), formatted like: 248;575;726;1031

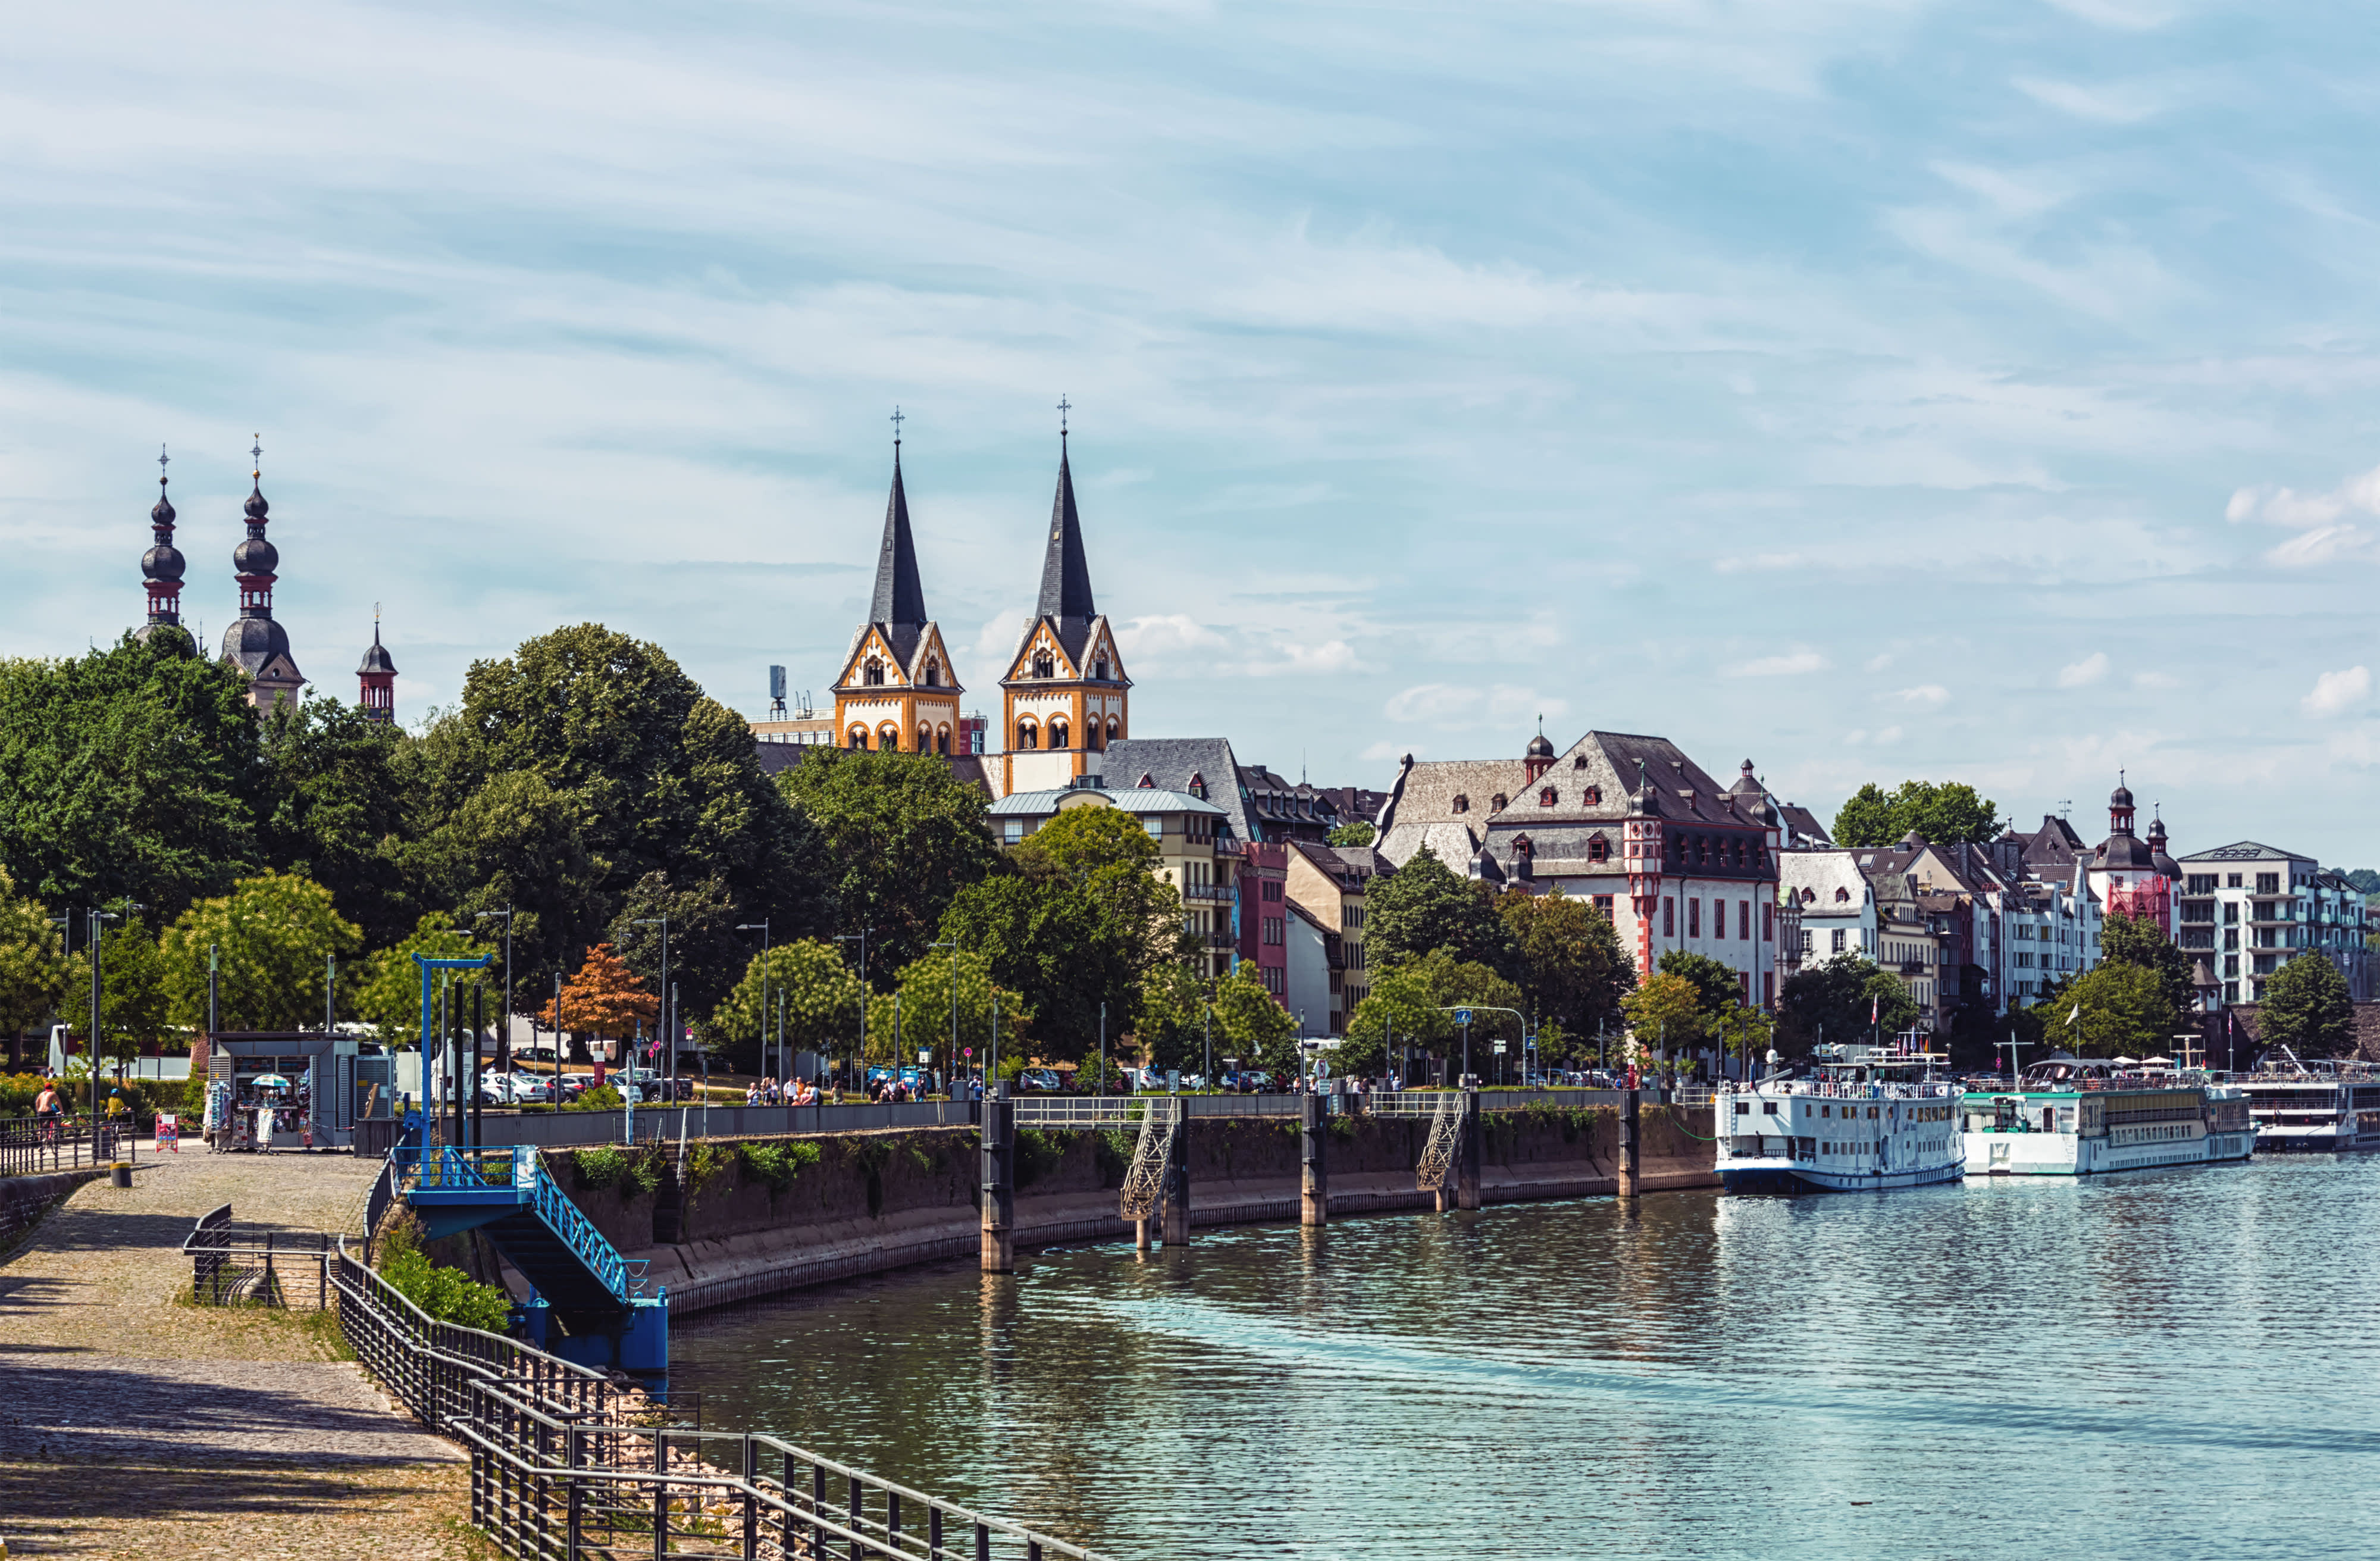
989;784;1223;818
1100;737;1251;842
870;452;928;630
2177;840;2313;864
1374;756;1531;868
1780;850;1869;912
1475;733;1774;883
1775;803;1833;848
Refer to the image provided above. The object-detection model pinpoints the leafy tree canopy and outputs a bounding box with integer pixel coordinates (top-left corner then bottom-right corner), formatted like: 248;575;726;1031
161;871;364;1033
1623;972;1708;1055
416;768;605;1012
2345;868;2380;897
1775;953;1919;1056
0;867;70;1046
257;693;418;949
1210;961;1298;1072
876;946;1025;1072
1655;949;1741;1016
1133;962;1213;1075
2258;953;2355;1059
938;876;1132;1064
70;917;170;1067
779;746;1001;975
710;939;863;1060
1365;847;1517;977
1495;889;1636;1046
1326;821;1376;847
2030;961;2179;1059
1832;780;2001;849
0;637;265;922
1010;803;1194;987
537;942;659;1059
350;914;500;1049
607;871;747;1031
2099;911;2193;1015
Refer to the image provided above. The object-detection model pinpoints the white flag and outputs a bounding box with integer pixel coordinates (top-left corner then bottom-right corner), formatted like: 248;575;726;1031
2067;1003;2080;1028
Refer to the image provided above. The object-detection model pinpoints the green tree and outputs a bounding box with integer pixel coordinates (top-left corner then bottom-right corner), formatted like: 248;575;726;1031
938;877;1133;1063
1656;949;1742;1017
2099;911;2193;1015
0;868;69;1066
2258;953;2355;1059
1623;972;1708;1062
779;746;1001;976
70;916;170;1072
1326;821;1376;847
2035;961;2179;1059
425;623;826;955
1365;847;1517;976
350;915;499;1049
1716;1003;1775;1080
0;637;265;922
607;871;749;1039
1011;804;1195;987
878;947;1023;1075
1831;780;2000;848
1775;954;1917;1056
1494;889;1636;1047
161;871;365;1033
256;693;421;949
1134;962;1210;1076
711;939;866;1069
417;768;605;1011
1211;962;1298;1072
1338;961;1455;1077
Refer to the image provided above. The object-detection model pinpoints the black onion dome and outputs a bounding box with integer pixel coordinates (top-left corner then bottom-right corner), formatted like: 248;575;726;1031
142;543;186;582
244;484;270;521
1526;732;1555;759
151;492;176;526
2110;781;2134;809
358;637;397;676
234;534;278;575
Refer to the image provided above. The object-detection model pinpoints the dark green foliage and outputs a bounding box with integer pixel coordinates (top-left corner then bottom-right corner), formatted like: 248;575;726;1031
2259;954;2355;1058
1495;890;1636;1059
1656;949;1742;1016
573;1146;629;1190
257;694;419;948
938;875;1131;1062
1832;780;2000;849
779;746;1002;978
1013;1128;1065;1188
609;870;747;1030
1366;846;1518;977
1326;821;1376;847
0;636;265;921
1775;954;1918;1055
2099;911;2193;1015
737;1139;821;1194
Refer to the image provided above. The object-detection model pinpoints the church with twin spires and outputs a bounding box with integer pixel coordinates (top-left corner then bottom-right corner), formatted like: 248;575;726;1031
828;415;1129;798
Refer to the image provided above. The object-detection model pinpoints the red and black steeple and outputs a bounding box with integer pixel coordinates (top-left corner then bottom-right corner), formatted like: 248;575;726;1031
358;608;397;723
134;444;190;650
217;435;305;709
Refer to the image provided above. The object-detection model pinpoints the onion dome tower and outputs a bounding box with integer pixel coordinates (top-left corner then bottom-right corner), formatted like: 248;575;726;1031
357;608;397;723
217;436;305;711
134;445;192;653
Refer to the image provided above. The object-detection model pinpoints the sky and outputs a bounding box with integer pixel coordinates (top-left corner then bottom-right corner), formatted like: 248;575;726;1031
4;1;2377;867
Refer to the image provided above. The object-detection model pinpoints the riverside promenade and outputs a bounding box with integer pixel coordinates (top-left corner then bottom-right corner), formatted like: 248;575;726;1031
0;1148;475;1558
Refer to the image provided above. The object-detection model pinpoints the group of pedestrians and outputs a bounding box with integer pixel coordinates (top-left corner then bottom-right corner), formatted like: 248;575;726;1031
739;1077;819;1107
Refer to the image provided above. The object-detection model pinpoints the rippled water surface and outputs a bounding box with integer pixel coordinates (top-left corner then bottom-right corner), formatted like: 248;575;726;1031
671;1156;2380;1559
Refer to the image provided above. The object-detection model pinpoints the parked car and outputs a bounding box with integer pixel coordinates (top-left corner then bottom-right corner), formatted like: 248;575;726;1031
1019;1067;1064;1093
552;1074;594;1102
507;1073;553;1104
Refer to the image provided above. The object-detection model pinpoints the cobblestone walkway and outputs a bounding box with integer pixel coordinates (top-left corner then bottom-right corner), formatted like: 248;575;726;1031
0;1148;474;1557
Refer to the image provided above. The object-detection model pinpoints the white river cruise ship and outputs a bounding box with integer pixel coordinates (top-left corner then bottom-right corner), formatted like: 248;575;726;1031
1715;1046;1964;1194
1961;1055;2253;1176
2237;1053;2380;1153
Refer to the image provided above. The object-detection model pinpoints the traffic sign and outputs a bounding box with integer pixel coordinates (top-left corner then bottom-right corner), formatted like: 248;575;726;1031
1492;1040;1507;1055
1455;1008;1474;1025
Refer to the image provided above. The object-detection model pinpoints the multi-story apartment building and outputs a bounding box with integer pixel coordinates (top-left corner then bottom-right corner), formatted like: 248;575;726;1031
1285;840;1383;1031
985;775;1239;981
2002;878;2099;1007
1780;850;1878;965
2174;843;2372;1006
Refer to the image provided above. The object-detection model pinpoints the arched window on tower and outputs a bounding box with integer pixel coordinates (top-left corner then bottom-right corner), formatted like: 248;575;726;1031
878;724;900;752
1033;650;1055;678
1086;720;1103;752
1105;715;1119;745
1093;658;1109;680
923;661;940;687
937;725;951;755
863;658;885;686
917;724;932;753
1048;717;1070;750
847;727;868;750
1017;720;1039;750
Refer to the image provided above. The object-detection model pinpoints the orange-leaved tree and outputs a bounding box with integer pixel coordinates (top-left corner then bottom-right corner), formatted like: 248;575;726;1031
540;944;658;1061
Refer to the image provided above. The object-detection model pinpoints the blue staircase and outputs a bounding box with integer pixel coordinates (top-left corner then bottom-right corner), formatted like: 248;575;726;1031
394;1144;666;1370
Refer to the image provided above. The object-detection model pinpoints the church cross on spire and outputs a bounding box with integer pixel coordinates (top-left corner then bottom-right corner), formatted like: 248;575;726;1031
1057;395;1070;438
890;404;904;451
250;434;262;480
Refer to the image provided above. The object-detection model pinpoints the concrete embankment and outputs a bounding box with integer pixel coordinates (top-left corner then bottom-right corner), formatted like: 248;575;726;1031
538;1105;1715;1317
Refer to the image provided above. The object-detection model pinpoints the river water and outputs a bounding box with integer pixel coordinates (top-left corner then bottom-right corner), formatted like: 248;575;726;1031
671;1156;2380;1559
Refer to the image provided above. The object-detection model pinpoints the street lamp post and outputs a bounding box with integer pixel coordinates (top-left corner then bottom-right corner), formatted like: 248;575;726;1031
631;918;671;1096
737;920;771;1085
835;928;872;1097
474;908;516;1074
928;940;959;1099
86;906;132;1118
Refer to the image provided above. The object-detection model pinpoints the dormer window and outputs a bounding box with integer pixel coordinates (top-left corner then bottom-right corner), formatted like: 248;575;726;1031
1490;794;1507;812
1587;834;1609;863
1573;755;1590;769
1834;887;1850;903
1539;787;1557;807
863;658;885;686
1188;772;1206;799
1583;786;1601;806
1452;794;1470;814
1514;834;1534;859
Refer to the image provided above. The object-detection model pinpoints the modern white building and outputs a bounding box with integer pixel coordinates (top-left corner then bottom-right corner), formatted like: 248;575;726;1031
2175;842;2372;1006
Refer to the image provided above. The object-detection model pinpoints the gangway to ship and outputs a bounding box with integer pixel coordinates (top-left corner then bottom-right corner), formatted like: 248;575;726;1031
394;1143;667;1371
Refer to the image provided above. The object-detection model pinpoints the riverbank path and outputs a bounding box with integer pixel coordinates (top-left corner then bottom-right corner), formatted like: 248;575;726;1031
0;1147;487;1559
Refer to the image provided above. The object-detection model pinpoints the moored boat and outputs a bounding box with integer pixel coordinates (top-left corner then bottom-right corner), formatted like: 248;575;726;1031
2237;1052;2380;1153
1715;1045;1964;1194
1961;1055;2253;1176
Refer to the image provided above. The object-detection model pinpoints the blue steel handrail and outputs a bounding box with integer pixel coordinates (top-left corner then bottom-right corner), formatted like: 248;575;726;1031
394;1144;645;1304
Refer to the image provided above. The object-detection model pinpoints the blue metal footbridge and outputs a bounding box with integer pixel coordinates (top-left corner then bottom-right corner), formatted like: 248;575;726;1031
394;1144;668;1371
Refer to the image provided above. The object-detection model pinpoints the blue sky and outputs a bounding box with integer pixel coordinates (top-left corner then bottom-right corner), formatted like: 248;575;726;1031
4;1;2377;865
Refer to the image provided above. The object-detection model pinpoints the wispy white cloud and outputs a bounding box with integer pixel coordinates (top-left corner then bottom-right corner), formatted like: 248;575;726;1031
1731;649;1830;677
2012;76;2172;126
2056;652;2110;689
1385;683;1566;730
1892;684;1951;706
2303;666;2372;718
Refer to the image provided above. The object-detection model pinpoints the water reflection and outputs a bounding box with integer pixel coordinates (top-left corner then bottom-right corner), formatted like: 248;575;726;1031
673;1158;2380;1559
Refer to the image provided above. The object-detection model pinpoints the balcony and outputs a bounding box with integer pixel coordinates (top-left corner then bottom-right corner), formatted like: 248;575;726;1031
1183;883;1233;903
1207;931;1236;950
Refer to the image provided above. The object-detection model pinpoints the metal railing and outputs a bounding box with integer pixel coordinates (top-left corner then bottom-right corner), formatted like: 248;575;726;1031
1012;1097;1163;1128
0;1115;130;1178
396;1145;645;1303
184;1202;336;1309
333;1241;1113;1559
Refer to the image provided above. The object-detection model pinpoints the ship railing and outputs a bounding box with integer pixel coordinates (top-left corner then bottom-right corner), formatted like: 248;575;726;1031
1718;1080;1958;1101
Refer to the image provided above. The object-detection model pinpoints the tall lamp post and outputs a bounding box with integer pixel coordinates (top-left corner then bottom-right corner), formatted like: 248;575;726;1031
87;905;134;1118
835;928;872;1096
737;920;771;1085
631;917;671;1096
474;908;515;1074
928;940;959;1097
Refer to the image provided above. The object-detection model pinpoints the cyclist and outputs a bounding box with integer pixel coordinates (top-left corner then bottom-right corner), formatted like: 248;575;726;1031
33;1080;64;1146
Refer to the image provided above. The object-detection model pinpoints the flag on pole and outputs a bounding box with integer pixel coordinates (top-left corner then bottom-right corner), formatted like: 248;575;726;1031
1869;994;1879;1025
2067;1003;2080;1029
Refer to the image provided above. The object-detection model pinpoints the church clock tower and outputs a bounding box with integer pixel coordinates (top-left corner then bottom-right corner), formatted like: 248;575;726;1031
996;416;1128;796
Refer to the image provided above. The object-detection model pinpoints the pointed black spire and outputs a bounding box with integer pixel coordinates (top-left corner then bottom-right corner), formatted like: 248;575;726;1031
869;425;928;630
1036;427;1096;625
